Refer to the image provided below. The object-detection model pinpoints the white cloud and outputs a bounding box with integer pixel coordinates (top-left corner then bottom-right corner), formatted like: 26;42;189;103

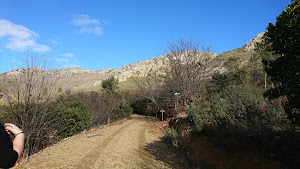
0;19;51;52
72;14;103;35
80;26;103;35
54;57;69;62
55;53;79;68
72;14;100;26
63;53;74;58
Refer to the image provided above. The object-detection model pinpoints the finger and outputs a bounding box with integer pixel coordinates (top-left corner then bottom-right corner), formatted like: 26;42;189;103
4;123;14;127
5;123;18;130
5;125;15;132
5;128;12;133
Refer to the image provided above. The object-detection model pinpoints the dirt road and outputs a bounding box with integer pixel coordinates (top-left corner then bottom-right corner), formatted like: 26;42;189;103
15;116;189;169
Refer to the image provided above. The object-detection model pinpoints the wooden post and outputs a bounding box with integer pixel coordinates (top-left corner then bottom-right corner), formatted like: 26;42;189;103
160;109;165;121
265;72;267;89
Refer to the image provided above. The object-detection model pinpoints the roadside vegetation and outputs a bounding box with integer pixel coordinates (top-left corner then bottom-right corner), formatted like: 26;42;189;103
0;1;298;167
131;1;299;168
0;60;132;158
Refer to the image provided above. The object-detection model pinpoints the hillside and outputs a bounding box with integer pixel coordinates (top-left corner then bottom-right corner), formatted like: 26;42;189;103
1;32;264;92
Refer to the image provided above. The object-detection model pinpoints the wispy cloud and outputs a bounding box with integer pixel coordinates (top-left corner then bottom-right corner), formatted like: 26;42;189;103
49;39;58;45
72;14;103;35
0;19;50;52
55;53;79;68
54;57;69;62
63;53;74;58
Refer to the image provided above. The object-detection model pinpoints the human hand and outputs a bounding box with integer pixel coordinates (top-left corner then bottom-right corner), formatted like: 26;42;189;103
4;123;23;136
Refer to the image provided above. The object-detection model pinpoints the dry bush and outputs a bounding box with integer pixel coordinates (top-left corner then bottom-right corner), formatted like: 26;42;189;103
73;91;109;126
163;38;216;108
1;51;61;158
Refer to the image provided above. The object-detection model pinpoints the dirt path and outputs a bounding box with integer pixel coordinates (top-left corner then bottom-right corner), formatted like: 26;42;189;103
15;116;189;169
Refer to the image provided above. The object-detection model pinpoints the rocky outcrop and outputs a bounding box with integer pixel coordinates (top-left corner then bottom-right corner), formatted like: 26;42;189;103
7;66;43;75
244;32;265;51
47;67;99;76
111;54;169;81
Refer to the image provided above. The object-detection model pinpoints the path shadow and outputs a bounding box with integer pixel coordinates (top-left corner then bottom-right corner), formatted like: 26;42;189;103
144;140;195;169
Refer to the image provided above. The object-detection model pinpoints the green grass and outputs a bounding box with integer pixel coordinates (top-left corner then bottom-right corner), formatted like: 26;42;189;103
76;78;140;93
216;46;255;61
77;85;102;93
118;78;139;91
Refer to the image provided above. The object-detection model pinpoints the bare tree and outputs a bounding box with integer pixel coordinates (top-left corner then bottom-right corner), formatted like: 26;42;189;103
1;51;61;158
164;38;215;108
131;58;165;118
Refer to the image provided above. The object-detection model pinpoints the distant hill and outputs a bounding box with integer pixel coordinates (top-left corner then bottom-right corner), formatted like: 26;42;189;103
1;32;264;92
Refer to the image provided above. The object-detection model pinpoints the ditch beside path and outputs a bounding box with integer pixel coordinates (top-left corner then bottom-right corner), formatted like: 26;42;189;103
15;115;190;169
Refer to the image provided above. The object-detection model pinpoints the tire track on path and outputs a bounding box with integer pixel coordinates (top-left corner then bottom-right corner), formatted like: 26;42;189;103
136;123;160;169
74;120;134;169
15;116;189;169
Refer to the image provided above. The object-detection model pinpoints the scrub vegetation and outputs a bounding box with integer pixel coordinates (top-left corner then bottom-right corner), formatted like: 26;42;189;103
0;1;298;168
0;63;132;158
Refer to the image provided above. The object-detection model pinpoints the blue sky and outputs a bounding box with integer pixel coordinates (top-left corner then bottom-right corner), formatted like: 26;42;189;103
0;0;292;72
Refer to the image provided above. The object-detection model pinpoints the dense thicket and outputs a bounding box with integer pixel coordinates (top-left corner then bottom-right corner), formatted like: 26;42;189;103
263;0;300;124
55;96;91;137
189;66;290;134
0;96;91;157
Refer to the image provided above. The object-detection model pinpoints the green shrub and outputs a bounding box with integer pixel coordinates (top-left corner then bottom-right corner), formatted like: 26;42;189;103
262;97;291;129
163;128;178;145
0;96;92;157
2;100;68;156
56;96;92;137
130;98;151;115
189;84;290;134
188;95;228;133
0;104;11;123
113;103;133;120
222;84;264;128
58;87;63;93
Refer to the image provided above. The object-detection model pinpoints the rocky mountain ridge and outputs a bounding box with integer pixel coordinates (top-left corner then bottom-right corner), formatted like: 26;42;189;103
3;32;264;91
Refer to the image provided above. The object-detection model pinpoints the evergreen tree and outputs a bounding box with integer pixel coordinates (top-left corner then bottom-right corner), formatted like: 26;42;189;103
263;0;300;123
